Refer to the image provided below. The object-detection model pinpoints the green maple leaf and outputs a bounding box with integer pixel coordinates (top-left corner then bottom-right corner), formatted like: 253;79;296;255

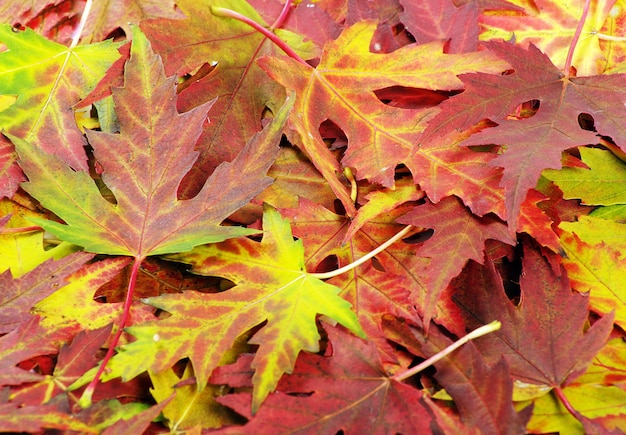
10;26;290;259
543;147;626;206
78;205;365;413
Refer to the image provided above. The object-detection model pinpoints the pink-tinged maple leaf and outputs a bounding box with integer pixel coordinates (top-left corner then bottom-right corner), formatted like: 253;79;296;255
479;0;619;75
212;326;438;434
399;0;521;53
259;20;509;214
0;0;63;30
83;205;364;413
81;0;184;43
452;241;615;390
420;41;626;230
397;195;516;330
11;26;290;259
0;252;93;334
249;0;342;49
382;317;531;434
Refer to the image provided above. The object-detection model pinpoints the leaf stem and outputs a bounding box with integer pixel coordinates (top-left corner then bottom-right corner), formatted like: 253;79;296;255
70;0;92;48
553;386;578;417
392;320;502;382
211;6;307;65
270;1;293;30
309;225;414;280
595;32;626;42
78;256;143;408
563;0;591;75
0;225;42;234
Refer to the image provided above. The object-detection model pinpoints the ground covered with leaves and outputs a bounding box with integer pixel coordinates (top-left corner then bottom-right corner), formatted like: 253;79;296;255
0;0;625;433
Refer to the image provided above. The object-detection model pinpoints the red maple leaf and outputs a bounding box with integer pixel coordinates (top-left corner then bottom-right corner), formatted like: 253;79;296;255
452;240;615;388
397;195;516;329
383;316;531;434
420;41;626;230
212;326;438;434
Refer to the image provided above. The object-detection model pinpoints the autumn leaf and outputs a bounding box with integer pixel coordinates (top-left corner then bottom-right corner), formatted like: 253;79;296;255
0;24;122;171
0;252;93;333
149;363;239;430
81;205;364;413
212;326;438;434
259;19;509;213
397;195;515;329
0;0;52;27
544;147;626;205
382;316;530;434
559;215;626;248
0;256;132;387
559;231;626;330
479;0;620;74
81;0;185;43
3;0;626;431
452;241;614;389
0;136;23;198
0;401;97;434
0;201;79;277
142;0;313;197
421;41;626;230
280;197;425;363
9;326;112;406
11;25;290;259
398;0;521;53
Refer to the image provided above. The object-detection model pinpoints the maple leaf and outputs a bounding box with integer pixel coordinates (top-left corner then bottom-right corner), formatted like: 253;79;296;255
452;241;615;390
420;41;626;230
255;146;339;211
0;24;122;170
0;200;79;277
397;195;515;329
81;0;184;43
99;398;170;435
149;363;240;430
405;123;508;220
382;316;531;434
559;231;626;330
84;205;364;413
0;401;97;433
33;256;135;332
559;215;626;247
142;0;312;197
11;26;289;259
0;0;53;27
523;381;626;434
399;0;521;53
0;252;93;333
259;19;509;213
280;197;425;363
0;256;131;387
0;136;23;198
9;325;112;406
212;326;438;434
479;0;619;75
544;147;626;206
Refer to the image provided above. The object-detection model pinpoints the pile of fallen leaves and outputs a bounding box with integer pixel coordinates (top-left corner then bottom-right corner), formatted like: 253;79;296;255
0;0;625;433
